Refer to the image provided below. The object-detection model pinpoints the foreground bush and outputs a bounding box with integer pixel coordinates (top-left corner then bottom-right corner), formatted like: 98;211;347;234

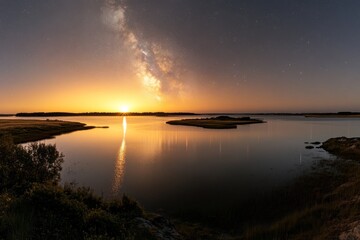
0;136;63;195
0;137;160;240
0;184;143;239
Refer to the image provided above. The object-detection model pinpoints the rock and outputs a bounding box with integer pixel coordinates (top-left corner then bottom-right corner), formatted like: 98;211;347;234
311;141;321;145
322;137;360;159
305;145;314;149
132;215;183;240
339;221;360;240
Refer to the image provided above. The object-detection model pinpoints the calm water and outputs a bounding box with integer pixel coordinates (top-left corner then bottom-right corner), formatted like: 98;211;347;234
10;116;360;215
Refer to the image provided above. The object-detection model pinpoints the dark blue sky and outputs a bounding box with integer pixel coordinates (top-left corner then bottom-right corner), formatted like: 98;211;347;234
1;0;360;112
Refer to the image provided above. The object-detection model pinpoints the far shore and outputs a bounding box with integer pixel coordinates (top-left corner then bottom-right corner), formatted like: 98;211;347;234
14;112;198;117
305;113;360;118
1;111;359;118
0;119;95;144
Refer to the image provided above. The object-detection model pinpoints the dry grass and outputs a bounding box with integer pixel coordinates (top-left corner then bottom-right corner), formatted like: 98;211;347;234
0;119;94;143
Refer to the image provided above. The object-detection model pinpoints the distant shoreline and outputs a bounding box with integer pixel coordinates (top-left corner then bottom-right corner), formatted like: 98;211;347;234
1;111;360;118
304;113;360;118
14;112;198;117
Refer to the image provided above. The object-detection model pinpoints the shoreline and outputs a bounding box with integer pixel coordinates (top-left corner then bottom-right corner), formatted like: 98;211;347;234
0;119;95;144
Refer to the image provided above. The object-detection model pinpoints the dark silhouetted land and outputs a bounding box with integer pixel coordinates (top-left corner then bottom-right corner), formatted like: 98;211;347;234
15;112;197;117
0;119;95;144
166;116;265;129
305;112;360;118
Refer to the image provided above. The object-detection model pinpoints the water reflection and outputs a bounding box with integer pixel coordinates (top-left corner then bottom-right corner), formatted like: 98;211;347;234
112;117;127;196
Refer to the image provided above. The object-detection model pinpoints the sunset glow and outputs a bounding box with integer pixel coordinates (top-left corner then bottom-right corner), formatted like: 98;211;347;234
1;1;360;114
120;105;129;113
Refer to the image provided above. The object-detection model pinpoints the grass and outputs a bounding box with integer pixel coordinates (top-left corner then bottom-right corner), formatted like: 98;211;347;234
0;119;94;144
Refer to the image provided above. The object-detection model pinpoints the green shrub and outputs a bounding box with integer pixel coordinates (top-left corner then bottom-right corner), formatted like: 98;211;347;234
85;209;120;236
64;184;103;210
107;195;143;219
0;136;63;195
17;184;86;239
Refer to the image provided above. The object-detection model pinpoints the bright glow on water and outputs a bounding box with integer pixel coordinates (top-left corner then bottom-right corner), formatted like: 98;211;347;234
112;116;127;196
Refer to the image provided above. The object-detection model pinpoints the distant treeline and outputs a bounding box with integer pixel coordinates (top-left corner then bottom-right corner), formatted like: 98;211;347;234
304;112;360;117
13;112;360;117
15;112;197;117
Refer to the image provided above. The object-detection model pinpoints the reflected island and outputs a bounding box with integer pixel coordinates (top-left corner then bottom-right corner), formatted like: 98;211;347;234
166;116;265;129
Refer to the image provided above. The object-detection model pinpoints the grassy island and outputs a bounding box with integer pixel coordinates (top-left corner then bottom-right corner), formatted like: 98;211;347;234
166;116;265;129
0;119;95;144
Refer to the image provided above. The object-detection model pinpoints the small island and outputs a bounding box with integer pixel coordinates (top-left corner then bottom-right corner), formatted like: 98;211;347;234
0;119;95;144
166;116;265;129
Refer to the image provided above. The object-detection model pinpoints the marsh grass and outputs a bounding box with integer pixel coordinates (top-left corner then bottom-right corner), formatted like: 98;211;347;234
0;119;94;144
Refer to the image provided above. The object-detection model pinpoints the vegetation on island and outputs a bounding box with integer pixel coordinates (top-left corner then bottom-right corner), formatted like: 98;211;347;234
166;116;265;129
0;119;95;144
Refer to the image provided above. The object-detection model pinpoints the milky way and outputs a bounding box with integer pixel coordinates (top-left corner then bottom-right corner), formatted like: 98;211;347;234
102;0;183;101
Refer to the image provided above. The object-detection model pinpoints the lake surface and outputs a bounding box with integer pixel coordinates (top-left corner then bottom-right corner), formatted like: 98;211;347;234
9;116;360;216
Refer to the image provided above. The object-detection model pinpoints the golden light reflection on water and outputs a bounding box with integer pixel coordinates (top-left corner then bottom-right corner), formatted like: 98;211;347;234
112;116;127;196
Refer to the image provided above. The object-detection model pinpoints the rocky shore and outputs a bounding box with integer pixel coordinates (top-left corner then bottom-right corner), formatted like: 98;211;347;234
322;137;360;159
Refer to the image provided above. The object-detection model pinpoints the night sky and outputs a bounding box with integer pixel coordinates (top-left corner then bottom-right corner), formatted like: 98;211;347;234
1;0;360;113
